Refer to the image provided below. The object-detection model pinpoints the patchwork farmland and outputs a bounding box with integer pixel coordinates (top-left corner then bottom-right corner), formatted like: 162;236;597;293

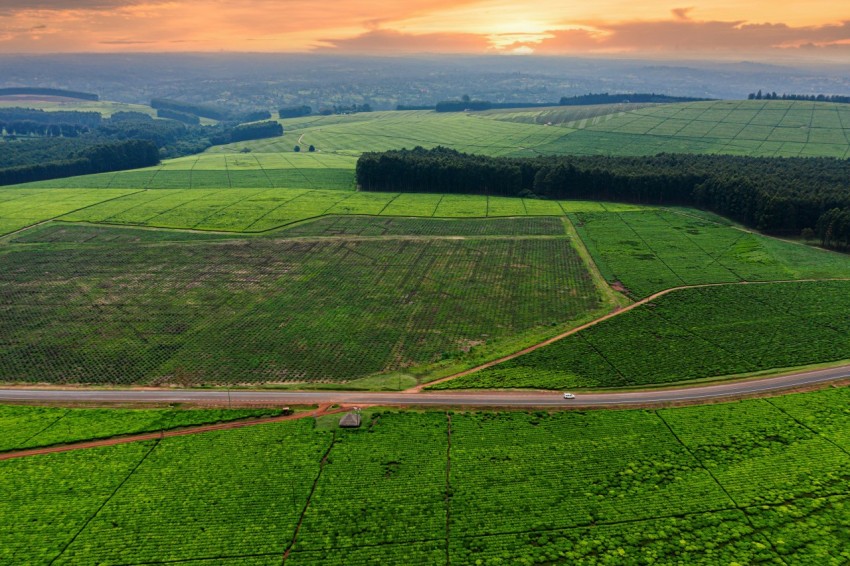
6;391;850;563
3;92;850;565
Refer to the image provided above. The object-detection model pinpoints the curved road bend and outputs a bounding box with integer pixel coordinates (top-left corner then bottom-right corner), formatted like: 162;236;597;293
2;364;849;409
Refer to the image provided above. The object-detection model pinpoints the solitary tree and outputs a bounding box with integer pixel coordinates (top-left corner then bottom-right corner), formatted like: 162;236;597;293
293;145;301;152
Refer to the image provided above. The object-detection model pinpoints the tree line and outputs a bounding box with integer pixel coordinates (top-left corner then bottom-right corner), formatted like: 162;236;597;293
748;91;850;104
356;147;850;249
559;93;711;106
1;122;89;138
151;98;228;121
0;108;102;128
0;140;159;186
0;87;98;101
220;121;283;143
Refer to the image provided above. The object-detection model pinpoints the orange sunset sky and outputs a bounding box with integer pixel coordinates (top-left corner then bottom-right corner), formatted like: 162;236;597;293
1;1;848;57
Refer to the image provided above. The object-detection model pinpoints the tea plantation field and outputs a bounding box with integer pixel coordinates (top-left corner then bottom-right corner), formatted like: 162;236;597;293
0;220;606;386
7;388;850;564
0;185;648;237
486;99;850;158
571;208;850;298
440;280;850;390
0;405;282;451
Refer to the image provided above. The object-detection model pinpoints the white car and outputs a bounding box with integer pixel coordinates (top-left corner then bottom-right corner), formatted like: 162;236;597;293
563;392;575;399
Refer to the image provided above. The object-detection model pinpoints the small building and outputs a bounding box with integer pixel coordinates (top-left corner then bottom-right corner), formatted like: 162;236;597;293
339;412;362;428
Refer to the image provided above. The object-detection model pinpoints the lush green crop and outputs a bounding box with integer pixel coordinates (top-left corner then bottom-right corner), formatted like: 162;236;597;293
572;209;850;298
523;100;850;158
294;413;448;551
0;226;603;386
10;222;233;244
480;103;659;127
0;188;137;237
281;215;567;237
0;442;155;565
8;389;850;563
0;404;282;451
439;281;850;390
54;420;331;564
55;191;641;234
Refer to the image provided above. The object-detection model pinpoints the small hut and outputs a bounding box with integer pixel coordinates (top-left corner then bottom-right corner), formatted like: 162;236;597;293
339;412;362;428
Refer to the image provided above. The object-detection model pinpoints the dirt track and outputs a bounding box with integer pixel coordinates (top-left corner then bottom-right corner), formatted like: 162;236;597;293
412;278;850;391
0;405;345;461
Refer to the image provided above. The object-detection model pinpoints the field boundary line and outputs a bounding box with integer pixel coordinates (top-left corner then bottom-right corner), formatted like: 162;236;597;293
12;409;71;450
415;278;850;391
48;439;161;565
282;431;338;563
763;397;850;461
444;413;453;565
0;406;344;460
0;189;146;239
654;410;791;565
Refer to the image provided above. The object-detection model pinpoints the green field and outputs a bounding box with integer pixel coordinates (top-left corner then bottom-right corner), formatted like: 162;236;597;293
7;388;850;563
480;102;660;126
439;281;850;390
0;405;282;451
495;100;850;158
0;98;159;118
0;220;607;386
4;99;850;239
571;208;850;298
0;187;647;237
18;152;358;191
2;99;850;390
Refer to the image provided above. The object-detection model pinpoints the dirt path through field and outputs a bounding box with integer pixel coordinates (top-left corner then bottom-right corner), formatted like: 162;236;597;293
412;277;850;391
0;405;346;461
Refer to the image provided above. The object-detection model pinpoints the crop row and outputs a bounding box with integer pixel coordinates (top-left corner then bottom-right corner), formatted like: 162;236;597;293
9;390;850;563
571;209;850;298
282;215;567;237
439;280;850;390
0;236;601;385
0;404;281;452
21;188;644;234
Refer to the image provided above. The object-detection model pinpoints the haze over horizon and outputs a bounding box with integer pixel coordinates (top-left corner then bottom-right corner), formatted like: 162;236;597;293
1;1;848;61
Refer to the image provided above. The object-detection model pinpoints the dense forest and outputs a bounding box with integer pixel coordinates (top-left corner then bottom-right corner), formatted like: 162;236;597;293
0;108;103;128
0;139;159;186
559;93;711;105
356;147;850;248
225;121;283;143
150;98;228;121
155;108;201;125
279;106;312;119
0;105;285;185
433;93;710;113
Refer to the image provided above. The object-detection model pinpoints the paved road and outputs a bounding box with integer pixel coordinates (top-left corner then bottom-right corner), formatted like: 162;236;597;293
2;364;849;408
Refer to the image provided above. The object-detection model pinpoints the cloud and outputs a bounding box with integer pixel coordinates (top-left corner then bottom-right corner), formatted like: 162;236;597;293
0;0;150;13
510;18;850;54
318;29;492;53
671;7;693;21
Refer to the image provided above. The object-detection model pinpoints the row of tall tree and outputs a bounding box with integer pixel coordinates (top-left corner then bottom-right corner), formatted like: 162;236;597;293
748;91;850;104
1;121;88;137
0;140;159;186
559;93;710;106
0;108;102;127
356;147;850;248
150;98;227;121
224;121;283;143
279;106;312;119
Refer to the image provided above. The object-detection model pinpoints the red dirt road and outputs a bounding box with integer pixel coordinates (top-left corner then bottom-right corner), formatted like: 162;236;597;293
0;405;346;461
